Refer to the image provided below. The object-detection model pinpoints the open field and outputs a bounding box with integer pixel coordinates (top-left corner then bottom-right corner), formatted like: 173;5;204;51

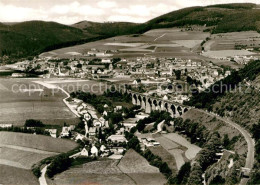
0;78;79;125
208;31;260;51
203;31;260;58
39;27;245;68
41;27;247;69
53;150;166;185
118;149;160;173
202;50;256;58
163;133;201;160
0;165;39;185
0;78;107;125
0;132;77;185
40;28;208;59
0;132;77;153
149;146;178;174
137;133;191;170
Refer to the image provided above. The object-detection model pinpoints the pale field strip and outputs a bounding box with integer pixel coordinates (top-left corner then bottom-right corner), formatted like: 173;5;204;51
163;133;201;160
167;149;185;170
21;89;44;92
104;43;145;47
173;40;203;48
0;144;59;155
202;50;256;58
154;136;185;170
0;159;27;169
138;133;201;170
65;52;82;55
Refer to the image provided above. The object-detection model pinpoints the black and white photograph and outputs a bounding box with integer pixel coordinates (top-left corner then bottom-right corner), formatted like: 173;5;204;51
0;0;259;184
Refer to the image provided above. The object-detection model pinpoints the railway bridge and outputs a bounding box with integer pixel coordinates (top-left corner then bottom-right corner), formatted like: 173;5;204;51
126;90;189;117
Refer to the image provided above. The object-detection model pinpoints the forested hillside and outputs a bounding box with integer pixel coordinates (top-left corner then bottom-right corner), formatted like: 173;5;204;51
185;60;260;184
0;21;94;59
2;3;260;59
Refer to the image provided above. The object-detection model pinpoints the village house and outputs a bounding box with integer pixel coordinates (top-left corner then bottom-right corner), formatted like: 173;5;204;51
108;135;127;143
91;145;98;156
45;129;57;138
80;148;89;156
60;126;71;137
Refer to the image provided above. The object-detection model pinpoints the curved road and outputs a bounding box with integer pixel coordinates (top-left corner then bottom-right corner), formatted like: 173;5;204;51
39;165;49;185
196;109;255;185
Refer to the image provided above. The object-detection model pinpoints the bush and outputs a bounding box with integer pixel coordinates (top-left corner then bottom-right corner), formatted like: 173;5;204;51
24;119;45;127
32;166;41;178
46;154;72;178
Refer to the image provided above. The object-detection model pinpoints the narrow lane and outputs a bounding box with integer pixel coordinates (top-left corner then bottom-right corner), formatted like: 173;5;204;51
196;109;255;185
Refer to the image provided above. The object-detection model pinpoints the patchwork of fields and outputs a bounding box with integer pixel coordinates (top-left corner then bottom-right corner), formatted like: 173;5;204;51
53;149;166;185
40;28;209;60
39;27;256;68
0;132;78;185
202;31;260;58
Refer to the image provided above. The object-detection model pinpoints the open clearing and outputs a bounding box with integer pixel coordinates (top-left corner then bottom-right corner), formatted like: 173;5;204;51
53;149;166;185
163;133;201;160
39;27;243;68
137;132;199;170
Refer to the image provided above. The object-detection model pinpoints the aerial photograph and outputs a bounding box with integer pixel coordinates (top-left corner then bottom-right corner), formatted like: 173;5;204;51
0;0;259;184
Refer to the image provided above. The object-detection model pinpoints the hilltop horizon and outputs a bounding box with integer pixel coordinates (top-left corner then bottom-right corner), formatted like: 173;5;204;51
0;1;259;24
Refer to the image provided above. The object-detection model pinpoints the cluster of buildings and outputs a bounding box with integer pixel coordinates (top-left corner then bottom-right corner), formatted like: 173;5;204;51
13;56;225;82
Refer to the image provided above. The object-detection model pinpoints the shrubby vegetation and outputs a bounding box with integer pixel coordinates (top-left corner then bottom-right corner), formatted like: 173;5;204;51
32;166;42;178
24;119;45;127
168;162;191;184
143;149;172;178
174;118;207;146
136;111;173;132
249;120;260;184
71;88;132;114
46;154;72;178
0;119;50;136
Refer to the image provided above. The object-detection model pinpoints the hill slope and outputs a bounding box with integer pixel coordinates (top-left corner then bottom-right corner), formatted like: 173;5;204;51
73;21;140;36
2;3;260;59
0;21;94;58
74;3;260;36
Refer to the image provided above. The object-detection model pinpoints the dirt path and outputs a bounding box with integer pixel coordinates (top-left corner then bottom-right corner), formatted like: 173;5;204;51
39;165;49;185
196;109;255;185
154;33;166;41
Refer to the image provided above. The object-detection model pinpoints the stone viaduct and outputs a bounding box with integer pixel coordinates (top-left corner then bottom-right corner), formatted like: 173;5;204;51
126;90;189;117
